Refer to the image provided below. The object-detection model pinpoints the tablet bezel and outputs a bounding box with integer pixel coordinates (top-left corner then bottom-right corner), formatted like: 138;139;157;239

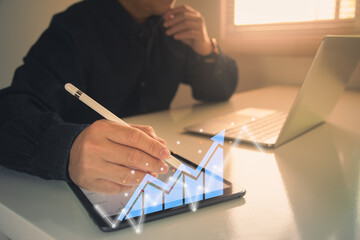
68;152;246;232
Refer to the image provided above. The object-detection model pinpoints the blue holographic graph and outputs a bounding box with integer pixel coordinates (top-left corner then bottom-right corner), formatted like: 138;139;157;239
117;130;225;221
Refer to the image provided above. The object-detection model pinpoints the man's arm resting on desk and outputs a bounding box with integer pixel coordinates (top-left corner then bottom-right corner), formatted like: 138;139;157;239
0;85;88;181
163;5;238;102
183;52;238;102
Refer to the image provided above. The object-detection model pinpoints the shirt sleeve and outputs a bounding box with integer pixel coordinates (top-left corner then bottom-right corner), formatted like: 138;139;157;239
181;46;238;102
0;14;87;181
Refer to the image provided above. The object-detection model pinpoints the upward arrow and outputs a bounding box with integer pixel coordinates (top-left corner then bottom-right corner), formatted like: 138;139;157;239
118;130;226;221
186;129;225;176
211;129;225;146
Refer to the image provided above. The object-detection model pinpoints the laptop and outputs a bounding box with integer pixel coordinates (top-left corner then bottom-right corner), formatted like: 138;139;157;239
184;35;360;148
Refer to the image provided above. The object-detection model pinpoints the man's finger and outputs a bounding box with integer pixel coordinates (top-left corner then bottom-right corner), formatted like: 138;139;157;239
102;141;169;174
164;5;195;18
130;124;166;145
99;163;155;187
105;123;171;160
166;20;200;36
90;179;134;194
163;12;198;28
129;124;157;138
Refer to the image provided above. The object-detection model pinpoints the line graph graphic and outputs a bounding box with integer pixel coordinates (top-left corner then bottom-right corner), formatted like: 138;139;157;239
91;126;266;233
117;129;225;222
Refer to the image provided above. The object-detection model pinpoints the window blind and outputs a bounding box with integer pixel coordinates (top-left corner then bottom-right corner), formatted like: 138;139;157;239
234;0;357;25
220;0;360;55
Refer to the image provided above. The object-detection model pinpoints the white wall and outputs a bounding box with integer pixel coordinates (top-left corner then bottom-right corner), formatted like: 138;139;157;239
1;0;359;108
0;0;80;90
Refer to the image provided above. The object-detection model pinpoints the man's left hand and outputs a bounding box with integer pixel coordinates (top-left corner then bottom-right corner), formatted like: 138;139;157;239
163;5;213;56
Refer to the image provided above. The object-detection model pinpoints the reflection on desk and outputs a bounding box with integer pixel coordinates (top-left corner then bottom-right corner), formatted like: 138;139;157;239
275;124;359;240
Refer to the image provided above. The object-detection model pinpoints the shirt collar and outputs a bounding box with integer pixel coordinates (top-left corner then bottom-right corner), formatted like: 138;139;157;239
100;0;164;38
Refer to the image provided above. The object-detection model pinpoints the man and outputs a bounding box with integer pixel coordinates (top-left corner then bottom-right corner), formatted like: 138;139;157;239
0;0;238;194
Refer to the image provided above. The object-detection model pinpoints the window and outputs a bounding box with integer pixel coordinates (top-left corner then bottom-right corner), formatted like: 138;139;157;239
221;0;360;55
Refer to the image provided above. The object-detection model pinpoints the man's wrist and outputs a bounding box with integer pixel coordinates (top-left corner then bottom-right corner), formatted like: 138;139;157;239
37;122;88;181
199;38;220;63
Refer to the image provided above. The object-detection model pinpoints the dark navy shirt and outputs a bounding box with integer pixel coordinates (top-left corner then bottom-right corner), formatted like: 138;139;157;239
0;0;238;181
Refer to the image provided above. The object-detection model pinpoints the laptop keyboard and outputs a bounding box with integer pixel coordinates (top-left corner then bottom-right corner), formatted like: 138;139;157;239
226;112;288;142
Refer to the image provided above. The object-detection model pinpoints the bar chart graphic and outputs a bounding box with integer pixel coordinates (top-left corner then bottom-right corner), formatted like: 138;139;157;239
117;130;225;222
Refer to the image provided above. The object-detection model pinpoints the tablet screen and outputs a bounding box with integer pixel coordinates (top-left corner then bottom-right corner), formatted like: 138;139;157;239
70;152;245;232
81;161;232;217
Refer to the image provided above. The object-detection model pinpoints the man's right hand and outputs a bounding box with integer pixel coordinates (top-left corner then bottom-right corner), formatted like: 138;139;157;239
68;120;170;194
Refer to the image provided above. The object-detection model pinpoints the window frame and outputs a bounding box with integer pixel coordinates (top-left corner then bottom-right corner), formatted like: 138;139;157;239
220;0;360;55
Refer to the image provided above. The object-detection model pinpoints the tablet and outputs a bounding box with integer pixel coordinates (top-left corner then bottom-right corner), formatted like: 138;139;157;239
68;153;246;232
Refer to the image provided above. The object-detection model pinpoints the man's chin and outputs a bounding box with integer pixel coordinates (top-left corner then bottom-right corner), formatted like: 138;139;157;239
157;7;172;15
153;0;176;15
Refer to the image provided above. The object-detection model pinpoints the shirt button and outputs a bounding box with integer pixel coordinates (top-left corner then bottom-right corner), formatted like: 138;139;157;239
140;81;146;87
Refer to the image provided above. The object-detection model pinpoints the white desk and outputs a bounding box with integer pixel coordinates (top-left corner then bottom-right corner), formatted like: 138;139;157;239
1;86;359;240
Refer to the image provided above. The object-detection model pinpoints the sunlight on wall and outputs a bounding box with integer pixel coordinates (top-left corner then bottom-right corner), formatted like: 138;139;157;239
234;0;356;25
340;0;356;19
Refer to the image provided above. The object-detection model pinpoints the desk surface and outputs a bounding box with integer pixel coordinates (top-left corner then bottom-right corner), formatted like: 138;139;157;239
1;86;359;240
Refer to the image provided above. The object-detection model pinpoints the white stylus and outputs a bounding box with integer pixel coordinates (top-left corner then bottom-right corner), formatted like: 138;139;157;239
64;83;181;169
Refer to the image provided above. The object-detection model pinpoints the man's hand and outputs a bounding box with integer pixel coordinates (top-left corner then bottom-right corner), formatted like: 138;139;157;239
163;5;213;56
69;120;170;194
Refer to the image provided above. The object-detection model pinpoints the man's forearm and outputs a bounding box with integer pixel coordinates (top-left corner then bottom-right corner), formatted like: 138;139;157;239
0;87;87;181
183;52;238;102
